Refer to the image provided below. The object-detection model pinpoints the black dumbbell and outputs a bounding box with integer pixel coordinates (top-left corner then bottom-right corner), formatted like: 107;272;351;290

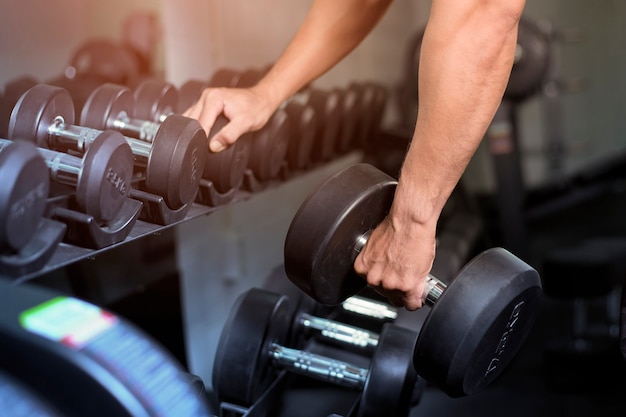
176;79;253;194
0;140;50;253
0;133;133;224
280;288;427;408
81;84;212;200
132;78;179;122
336;84;361;154
280;97;317;171
213;287;418;417
0;76;39;138
340;294;398;322
136;79;252;193
8;84;205;211
284;163;543;397
286;290;389;355
295;87;343;163
208;67;243;89
350;82;388;150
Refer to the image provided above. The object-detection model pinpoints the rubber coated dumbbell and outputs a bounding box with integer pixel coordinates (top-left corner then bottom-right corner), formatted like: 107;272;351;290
213;287;418;417
293;87;343;163
0;140;50;253
0;76;39;138
335;84;362;154
81;82;244;196
0;133;133;224
284;163;543;397
9;84;206;211
176;79;253;194
340;295;398;322
280;98;318;171
281;288;427;408
132;78;179;122
288;291;392;354
350;82;388;150
265;265;399;346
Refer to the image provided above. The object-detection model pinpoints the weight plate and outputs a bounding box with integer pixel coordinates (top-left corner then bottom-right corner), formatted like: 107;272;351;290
0;76;39;138
147;114;207;209
177;80;208;114
413;247;542;397
204;115;251;193
284;101;317;170
209;68;242;88
249;108;290;182
365;83;388;147
8;84;75;148
76;130;134;223
236;69;264;88
336;85;360;153
308;88;342;162
81;84;135;131
284;163;397;305
0;140;49;251
134;79;178;122
360;323;418;417
212;288;291;406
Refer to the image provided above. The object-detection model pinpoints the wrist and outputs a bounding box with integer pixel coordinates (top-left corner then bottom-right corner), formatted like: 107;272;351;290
389;175;445;234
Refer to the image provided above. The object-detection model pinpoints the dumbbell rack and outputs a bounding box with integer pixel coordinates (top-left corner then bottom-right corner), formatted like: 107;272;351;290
3;158;353;285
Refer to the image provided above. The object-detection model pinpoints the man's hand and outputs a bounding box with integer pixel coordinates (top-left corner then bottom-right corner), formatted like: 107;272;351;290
183;86;275;152
353;214;437;311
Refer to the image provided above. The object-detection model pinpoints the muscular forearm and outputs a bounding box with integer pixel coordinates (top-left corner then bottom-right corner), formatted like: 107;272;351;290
254;0;394;110
392;0;525;229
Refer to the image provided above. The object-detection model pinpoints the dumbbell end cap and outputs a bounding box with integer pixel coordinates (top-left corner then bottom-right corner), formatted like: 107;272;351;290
413;247;543;397
284;163;396;305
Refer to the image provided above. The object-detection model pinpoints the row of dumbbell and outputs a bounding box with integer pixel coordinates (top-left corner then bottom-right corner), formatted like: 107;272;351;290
2;69;388;196
0;75;387;274
1;72;387;212
177;67;388;165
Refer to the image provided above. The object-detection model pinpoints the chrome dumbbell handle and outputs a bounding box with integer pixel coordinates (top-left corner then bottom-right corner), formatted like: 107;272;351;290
299;313;379;350
356;231;448;308
110;112;160;143
341;295;398;321
49;116;152;162
269;343;368;390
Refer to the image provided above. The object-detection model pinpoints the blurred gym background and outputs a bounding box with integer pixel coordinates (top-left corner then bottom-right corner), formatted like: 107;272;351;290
2;0;626;416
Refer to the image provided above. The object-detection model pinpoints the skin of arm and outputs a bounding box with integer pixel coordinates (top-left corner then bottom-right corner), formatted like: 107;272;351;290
183;0;393;152
353;0;526;310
